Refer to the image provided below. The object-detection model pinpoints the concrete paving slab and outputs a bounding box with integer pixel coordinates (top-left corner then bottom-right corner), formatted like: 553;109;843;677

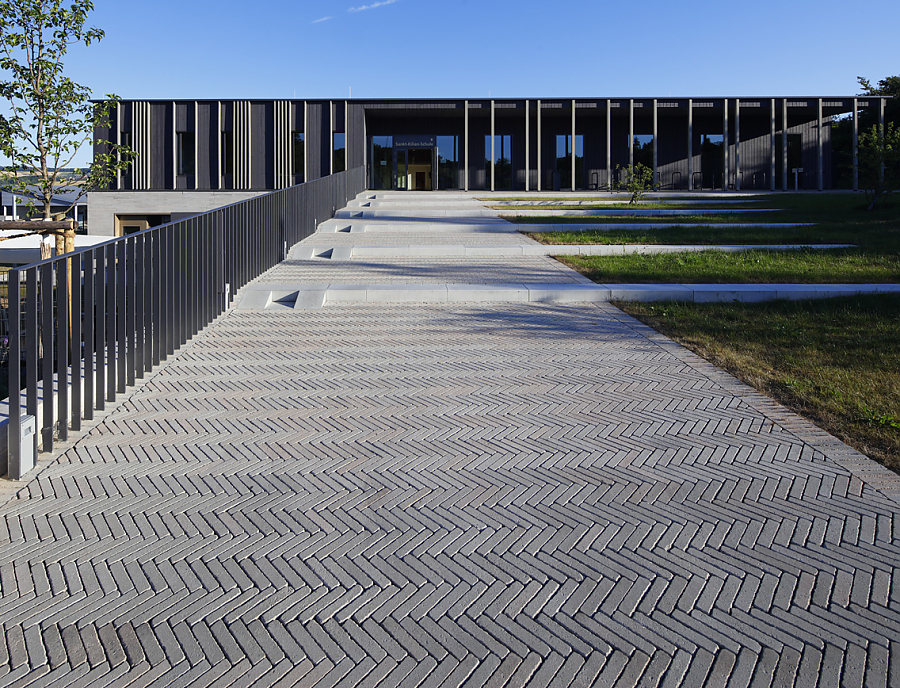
688;284;777;302
365;284;449;302
323;284;368;302
526;284;612;302
446;284;530;302
293;290;327;309
606;284;695;301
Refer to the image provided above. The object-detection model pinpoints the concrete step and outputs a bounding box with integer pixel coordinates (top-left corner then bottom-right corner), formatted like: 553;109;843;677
235;282;900;310
291;244;855;260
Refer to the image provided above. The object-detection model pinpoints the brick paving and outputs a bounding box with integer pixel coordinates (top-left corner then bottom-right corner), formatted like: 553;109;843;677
1;193;899;687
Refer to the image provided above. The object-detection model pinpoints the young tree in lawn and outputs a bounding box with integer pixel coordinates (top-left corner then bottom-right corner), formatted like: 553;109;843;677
615;162;656;205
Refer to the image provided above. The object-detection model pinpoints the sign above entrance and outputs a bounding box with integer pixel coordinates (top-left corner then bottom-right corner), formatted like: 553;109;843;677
393;135;436;148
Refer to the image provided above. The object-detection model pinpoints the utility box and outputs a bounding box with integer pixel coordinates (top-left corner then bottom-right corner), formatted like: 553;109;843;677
18;415;36;476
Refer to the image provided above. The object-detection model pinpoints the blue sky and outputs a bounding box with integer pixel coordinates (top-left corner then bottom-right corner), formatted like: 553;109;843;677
11;0;900;166
72;0;897;101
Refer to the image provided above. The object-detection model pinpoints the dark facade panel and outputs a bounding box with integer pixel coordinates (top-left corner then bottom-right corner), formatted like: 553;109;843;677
196;102;218;190
306;102;323;181
250;101;273;189
150;102;172;190
348;103;366;170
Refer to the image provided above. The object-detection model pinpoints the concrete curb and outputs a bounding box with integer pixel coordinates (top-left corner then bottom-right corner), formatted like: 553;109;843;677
235;282;900;310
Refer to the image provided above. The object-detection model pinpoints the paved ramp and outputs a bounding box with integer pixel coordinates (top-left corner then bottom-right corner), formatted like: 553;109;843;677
1;193;899;687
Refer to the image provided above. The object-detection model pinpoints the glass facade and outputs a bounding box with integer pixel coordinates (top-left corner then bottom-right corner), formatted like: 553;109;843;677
437;136;459;189
333;133;346;173
633;134;654;169
700;134;724;189
176;132;195;176
556;134;584;189
369;136;393;189
485;135;512;190
293;132;305;181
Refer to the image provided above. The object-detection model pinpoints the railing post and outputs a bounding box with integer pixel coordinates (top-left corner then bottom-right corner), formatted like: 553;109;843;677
41;262;54;451
106;242;116;402
84;250;94;420
56;257;68;442
125;238;135;387
26;269;38;444
134;234;144;379
7;269;21;478
116;240;126;394
72;252;82;431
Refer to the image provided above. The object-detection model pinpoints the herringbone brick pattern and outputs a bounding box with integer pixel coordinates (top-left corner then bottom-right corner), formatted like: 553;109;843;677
2;302;899;687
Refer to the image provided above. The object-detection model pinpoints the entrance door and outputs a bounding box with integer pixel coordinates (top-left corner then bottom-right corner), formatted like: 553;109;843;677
392;147;437;190
394;149;408;190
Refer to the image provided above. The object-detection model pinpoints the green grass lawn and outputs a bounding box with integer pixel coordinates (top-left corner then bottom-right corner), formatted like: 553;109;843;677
617;296;900;471
545;194;899;282
557;249;900;283
529;223;878;246
511;194;900;245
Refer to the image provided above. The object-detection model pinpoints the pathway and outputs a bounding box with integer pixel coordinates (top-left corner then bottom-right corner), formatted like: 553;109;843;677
0;193;899;687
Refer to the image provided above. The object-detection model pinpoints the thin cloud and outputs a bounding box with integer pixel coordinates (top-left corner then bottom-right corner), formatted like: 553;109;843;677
348;0;398;13
312;16;332;23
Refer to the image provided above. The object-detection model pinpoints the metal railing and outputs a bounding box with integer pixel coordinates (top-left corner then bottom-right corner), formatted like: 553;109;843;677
3;166;366;478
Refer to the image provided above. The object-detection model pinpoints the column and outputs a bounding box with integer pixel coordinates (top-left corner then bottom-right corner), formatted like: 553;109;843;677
464;100;469;191
490;99;495;192
217;100;222;189
652;99;658;188
115;102;122;189
525;100;530;191
852;98;858;191
723;98;729;190
735;98;741;191
688;99;693;190
329;101;334;176
172;101;177;189
817;98;823;191
571;99;576;191
770;99;776;191
605;100;611;189
782;98;788;191
303;102;308;183
537;100;542;191
880;97;886;184
628;99;634;169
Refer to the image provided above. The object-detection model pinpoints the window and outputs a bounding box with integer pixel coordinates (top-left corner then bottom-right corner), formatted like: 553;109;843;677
699;134;724;189
437;135;459;189
333;133;345;173
556;134;584;189
369;136;392;190
293;132;305;180
633;134;654;169
221;131;233;176
485;135;512;190
176;131;195;176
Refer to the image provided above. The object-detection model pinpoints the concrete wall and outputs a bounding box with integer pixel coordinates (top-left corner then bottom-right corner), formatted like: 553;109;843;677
87;191;266;237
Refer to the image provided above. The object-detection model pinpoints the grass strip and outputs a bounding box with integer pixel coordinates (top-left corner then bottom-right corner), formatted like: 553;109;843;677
528;224;865;246
557;249;900;284
616;295;900;471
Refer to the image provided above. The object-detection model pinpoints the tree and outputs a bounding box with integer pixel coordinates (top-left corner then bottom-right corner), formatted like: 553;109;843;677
0;0;134;224
615;162;655;204
857;75;898;128
858;123;900;211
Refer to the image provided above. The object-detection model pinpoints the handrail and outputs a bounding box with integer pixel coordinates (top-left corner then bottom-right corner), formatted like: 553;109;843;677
3;166;366;478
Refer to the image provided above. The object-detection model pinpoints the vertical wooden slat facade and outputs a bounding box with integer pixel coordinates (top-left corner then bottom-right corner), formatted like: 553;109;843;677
94;96;879;194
